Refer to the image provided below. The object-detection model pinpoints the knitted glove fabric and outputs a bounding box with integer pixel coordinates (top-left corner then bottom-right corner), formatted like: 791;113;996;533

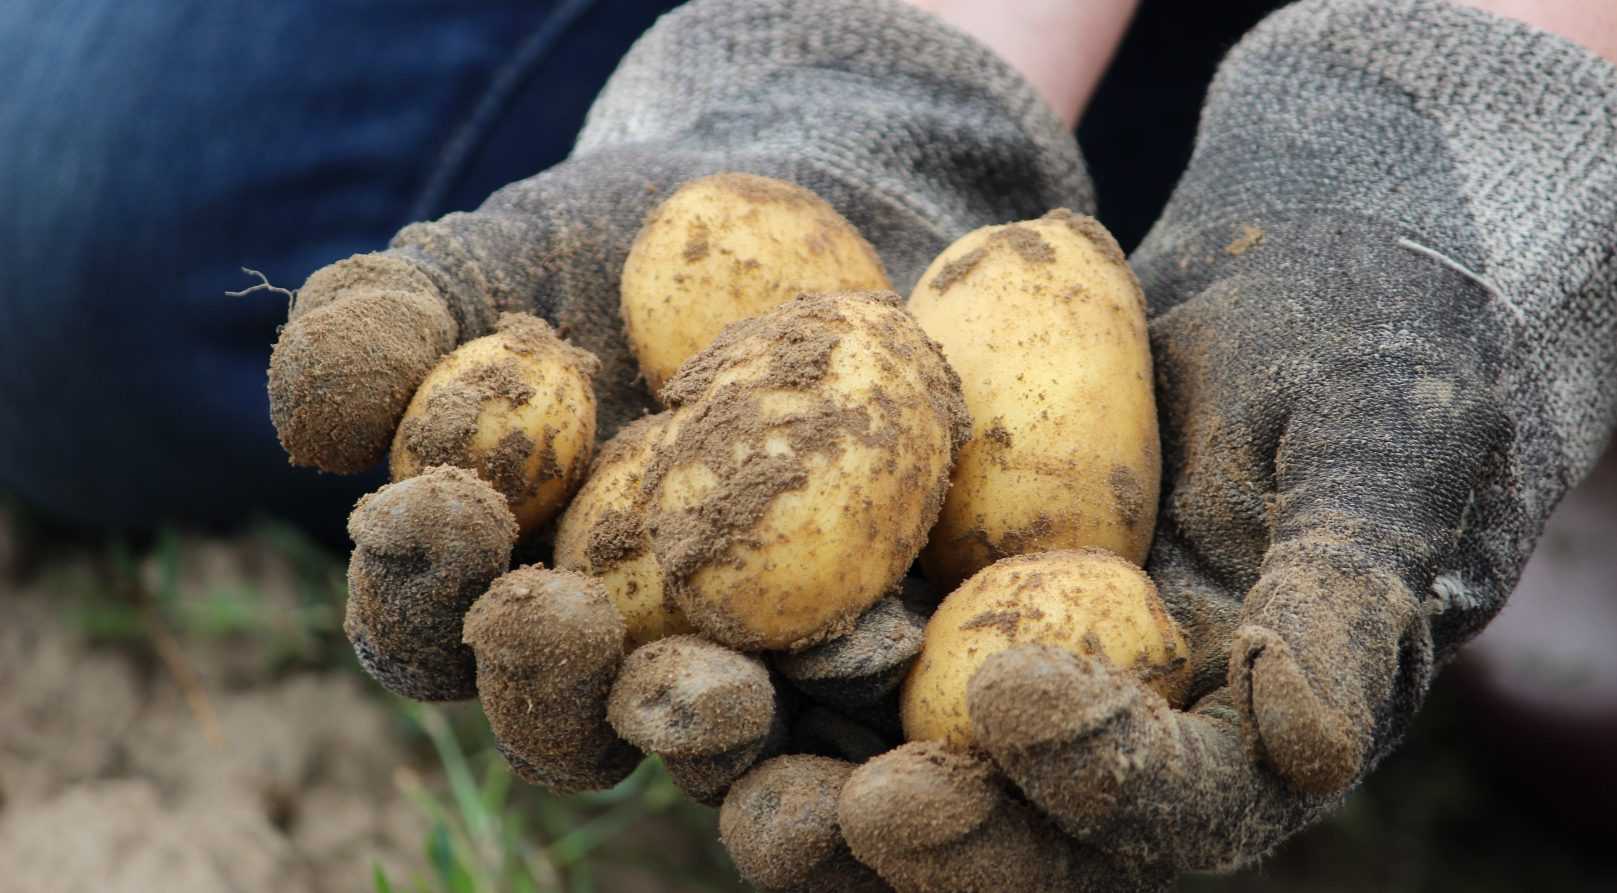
841;0;1617;885
266;0;1088;473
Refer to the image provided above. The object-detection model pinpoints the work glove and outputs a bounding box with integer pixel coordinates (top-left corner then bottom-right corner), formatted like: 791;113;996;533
267;0;1086;474
268;0;1089;877
834;0;1617;889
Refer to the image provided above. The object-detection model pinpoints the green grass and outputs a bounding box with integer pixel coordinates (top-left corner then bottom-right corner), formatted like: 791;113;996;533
57;522;348;671
379;704;737;893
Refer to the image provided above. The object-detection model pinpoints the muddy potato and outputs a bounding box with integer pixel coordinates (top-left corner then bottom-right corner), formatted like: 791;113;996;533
620;173;891;395
909;210;1160;589
644;291;969;652
901;549;1190;748
391;313;598;535
553;413;693;648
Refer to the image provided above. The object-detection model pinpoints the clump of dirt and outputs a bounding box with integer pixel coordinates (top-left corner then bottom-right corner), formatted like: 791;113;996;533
1110;465;1148;530
461;566;639;792
927;223;1058;295
719;755;888;893
608;636;775;757
345;466;517;701
1042;207;1130;266
268;273;458;473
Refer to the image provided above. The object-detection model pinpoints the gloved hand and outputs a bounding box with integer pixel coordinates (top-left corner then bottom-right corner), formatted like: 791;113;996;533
266;0;1086;474
276;0;1088;854
834;0;1617;888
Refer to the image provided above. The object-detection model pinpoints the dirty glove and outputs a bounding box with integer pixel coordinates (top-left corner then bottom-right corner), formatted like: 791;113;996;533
838;0;1617;887
266;0;1086;473
292;0;1089;859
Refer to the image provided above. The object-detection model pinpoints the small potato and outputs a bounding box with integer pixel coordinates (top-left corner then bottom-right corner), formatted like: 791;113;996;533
901;549;1190;749
645;292;969;652
620;173;891;395
391;313;598;535
909;210;1160;589
553;413;693;648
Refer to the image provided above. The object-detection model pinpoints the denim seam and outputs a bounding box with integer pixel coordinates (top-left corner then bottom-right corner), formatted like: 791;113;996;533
407;0;599;222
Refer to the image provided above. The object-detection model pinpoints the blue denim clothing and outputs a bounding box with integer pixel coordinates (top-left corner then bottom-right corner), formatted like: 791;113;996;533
0;0;1276;538
0;0;679;536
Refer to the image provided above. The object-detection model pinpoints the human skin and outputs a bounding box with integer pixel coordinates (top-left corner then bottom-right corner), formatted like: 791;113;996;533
1457;0;1617;61
900;0;1139;127
907;0;1617;125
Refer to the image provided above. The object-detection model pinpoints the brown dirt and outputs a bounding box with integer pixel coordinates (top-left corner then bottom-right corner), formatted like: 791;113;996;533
461;566;639;793
1110;464;1149;530
840;740;1166;891
344;466;517;701
642;292;967;651
719;756;887;892
0;557;427;893
392;313;597;529
268;277;458;474
607;636;775;760
1043;207;1131;267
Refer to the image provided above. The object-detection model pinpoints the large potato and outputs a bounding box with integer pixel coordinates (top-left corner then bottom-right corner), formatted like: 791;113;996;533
620;173;891;395
554;413;693;648
391;313;598;535
901;549;1190;749
643;292;969;652
908;210;1160;589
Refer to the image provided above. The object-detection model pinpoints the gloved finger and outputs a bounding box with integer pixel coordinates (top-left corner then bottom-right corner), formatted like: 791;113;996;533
266;152;707;474
607;635;787;804
1226;344;1508;795
968;644;1321;871
268;253;461;473
344;466;517;700
720;755;889;893
461;565;640;792
838;741;1169;893
774;594;927;712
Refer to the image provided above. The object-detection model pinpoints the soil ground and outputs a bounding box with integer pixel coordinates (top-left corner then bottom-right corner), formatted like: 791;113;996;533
0;507;1611;892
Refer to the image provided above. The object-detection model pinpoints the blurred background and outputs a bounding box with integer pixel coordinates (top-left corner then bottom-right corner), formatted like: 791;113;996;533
1;1;1612;890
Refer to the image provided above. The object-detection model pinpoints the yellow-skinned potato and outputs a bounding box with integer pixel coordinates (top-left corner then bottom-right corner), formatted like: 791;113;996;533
554;413;694;648
621;173;891;396
909;210;1160;590
391;313;598;535
644;291;969;652
901;549;1191;749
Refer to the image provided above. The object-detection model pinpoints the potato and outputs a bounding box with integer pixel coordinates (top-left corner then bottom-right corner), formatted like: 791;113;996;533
900;549;1190;749
643;291;969;652
553;413;693;648
391;313;598;535
908;210;1160;589
620;173;891;395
